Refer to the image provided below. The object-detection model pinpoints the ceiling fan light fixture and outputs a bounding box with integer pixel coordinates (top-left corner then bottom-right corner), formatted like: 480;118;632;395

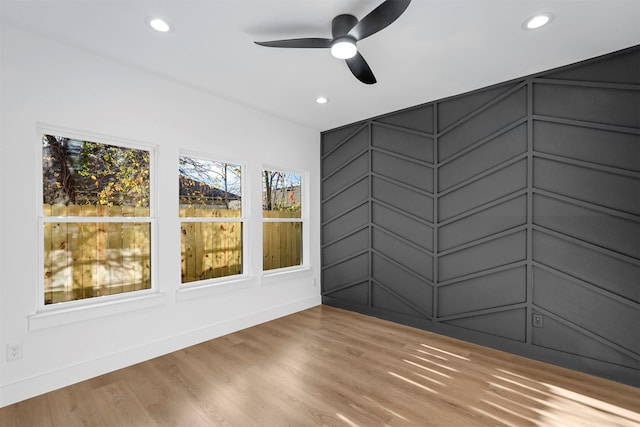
331;38;357;59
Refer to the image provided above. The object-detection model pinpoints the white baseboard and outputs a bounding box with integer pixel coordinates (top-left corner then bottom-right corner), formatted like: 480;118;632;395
0;295;321;408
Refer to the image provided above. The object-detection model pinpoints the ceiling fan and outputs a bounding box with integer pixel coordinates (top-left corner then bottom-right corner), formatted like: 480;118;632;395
254;0;412;85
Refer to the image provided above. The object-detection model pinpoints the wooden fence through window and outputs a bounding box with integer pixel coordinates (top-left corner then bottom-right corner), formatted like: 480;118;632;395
42;204;301;304
180;208;242;283
262;210;302;271
43;204;151;304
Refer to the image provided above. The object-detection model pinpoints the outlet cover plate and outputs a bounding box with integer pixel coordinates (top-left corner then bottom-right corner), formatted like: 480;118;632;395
532;314;544;328
6;343;22;361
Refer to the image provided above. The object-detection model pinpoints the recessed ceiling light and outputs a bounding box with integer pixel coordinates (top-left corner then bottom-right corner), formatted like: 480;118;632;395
316;97;329;104
523;13;554;30
148;17;171;32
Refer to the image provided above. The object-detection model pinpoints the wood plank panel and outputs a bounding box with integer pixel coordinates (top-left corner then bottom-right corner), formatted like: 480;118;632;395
105;206;123;295
135;206;151;290
322;126;368;176
50;204;69;303
438;86;527;161
43;204;53;304
371;123;434;163
81;205;98;298
533;83;640;128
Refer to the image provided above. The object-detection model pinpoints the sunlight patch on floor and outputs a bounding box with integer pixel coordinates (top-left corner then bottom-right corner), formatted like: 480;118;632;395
540;382;640;425
488;381;545;404
492;374;549;395
416;348;449;361
496;369;640;422
403;359;452;379
387;371;437;394
336;412;359;427
420;343;470;360
482;398;538;424
380;406;411;422
469;405;520;427
485;389;541;418
410;353;460;372
473;368;640;427
412;371;446;386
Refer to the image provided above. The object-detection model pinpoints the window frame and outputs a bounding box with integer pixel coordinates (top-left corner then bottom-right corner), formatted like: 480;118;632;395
178;150;248;287
36;125;158;315
261;166;308;274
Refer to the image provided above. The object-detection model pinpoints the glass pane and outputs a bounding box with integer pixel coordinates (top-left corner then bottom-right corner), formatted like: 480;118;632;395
262;170;301;218
42;134;150;216
179;156;242;217
43;222;151;304
263;222;302;270
181;222;243;283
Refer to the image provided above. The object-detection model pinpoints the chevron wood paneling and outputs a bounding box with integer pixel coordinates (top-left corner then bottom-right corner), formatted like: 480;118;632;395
321;45;640;386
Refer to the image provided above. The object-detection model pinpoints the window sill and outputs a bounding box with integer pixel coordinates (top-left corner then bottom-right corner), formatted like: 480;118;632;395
176;275;254;302
29;292;167;331
261;266;312;286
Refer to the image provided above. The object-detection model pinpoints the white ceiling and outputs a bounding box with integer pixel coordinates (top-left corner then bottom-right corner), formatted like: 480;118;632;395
2;0;639;131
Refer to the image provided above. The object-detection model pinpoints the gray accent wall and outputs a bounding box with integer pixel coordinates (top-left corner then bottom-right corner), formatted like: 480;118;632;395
320;46;640;386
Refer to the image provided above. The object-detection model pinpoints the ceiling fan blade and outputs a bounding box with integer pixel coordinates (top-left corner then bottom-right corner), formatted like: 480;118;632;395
345;52;377;84
254;38;332;49
348;0;411;41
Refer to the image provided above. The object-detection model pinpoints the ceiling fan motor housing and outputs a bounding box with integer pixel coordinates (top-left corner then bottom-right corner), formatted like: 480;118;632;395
332;14;358;38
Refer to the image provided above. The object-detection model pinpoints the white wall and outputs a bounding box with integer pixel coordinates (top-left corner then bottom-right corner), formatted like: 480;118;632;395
0;22;321;407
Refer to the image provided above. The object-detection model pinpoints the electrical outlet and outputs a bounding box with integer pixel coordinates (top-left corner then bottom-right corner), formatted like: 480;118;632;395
6;343;22;361
532;314;544;328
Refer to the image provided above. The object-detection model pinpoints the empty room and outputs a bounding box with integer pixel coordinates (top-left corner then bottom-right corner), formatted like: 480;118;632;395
1;1;639;425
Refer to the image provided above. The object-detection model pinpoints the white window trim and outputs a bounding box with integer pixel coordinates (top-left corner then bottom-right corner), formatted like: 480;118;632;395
175;276;255;302
261;167;309;275
33;124;159;329
261;266;313;286
28;292;166;331
176;150;249;294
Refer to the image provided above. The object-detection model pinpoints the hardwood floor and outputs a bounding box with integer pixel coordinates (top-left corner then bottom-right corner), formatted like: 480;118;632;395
1;305;639;426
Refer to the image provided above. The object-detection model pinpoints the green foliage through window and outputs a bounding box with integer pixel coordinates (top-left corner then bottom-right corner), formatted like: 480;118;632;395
43;135;150;211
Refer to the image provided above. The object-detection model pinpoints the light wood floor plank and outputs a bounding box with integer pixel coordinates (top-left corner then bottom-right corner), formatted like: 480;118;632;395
1;305;639;426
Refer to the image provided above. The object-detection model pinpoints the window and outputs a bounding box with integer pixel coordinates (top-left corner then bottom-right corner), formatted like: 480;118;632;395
262;169;303;271
179;155;243;283
41;133;153;305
